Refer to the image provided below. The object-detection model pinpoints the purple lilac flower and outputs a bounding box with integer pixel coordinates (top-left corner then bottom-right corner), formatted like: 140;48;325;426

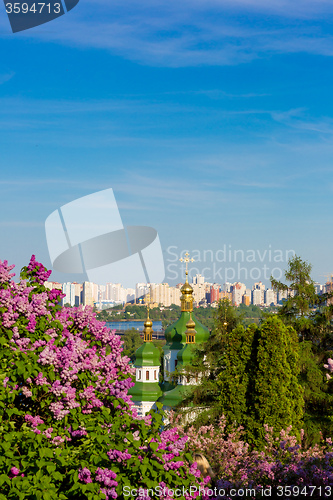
78;467;92;484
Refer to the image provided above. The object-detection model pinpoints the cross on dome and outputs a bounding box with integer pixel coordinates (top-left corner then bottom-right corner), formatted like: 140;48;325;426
179;252;194;281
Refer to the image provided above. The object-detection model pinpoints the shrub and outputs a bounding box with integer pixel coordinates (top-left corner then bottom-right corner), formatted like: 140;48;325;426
0;257;204;499
182;416;333;499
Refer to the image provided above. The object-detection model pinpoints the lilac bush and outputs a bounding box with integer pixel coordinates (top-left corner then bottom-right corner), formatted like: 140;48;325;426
0;257;205;499
181;416;333;499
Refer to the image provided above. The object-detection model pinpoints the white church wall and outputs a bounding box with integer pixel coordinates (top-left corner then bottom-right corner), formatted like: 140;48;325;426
163;349;179;381
135;365;160;383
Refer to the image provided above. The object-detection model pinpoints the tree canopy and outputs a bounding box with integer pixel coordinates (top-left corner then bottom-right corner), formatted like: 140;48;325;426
179;298;304;448
0;257;204;499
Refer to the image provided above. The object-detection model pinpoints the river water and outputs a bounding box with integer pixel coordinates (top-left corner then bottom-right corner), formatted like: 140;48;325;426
105;320;163;332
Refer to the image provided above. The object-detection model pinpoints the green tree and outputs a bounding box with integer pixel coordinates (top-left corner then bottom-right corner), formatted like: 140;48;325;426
271;255;333;348
204;298;241;372
310;302;333;349
216;323;257;433
298;341;333;446
270;256;333;445
121;328;143;361
0;257;203;499
271;255;317;340
251;316;304;447
181;314;304;449
214;317;304;448
95;309;111;321
238;303;263;327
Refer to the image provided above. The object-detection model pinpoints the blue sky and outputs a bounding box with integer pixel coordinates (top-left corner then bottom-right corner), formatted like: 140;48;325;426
0;0;333;287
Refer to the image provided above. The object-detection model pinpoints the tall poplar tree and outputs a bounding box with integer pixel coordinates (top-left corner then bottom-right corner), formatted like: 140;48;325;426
216;323;258;433
251;316;304;446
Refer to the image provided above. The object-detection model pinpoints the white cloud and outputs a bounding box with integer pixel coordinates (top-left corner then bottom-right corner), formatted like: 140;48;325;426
271;109;333;136
3;1;333;67
0;72;14;84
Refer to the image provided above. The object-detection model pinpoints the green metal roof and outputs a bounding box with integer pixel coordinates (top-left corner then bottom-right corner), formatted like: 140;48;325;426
157;383;194;408
128;381;163;402
177;343;195;367
134;342;160;367
164;311;210;351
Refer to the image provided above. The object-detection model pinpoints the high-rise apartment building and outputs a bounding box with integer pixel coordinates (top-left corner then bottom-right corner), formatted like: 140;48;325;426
81;282;99;307
71;283;82;306
252;281;265;305
151;283;181;307
232;283;244;306
136;283;150;301
99;285;106;301
125;288;136;303
192;283;207;304
210;284;220;303
82;282;95;307
253;281;265;291
252;288;262;306
193;274;205;285
265;288;276;306
106;283;123;302
62;282;76;307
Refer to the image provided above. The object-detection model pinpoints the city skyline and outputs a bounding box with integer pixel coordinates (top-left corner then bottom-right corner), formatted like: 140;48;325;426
1;1;333;286
48;272;329;310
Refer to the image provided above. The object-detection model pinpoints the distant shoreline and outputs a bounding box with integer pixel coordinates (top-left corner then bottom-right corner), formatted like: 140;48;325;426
109;319;147;322
105;320;163;332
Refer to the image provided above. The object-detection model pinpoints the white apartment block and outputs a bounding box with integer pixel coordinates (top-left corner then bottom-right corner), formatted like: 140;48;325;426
232;288;243;306
136;283;150;301
62;282;76;307
151;283;181;307
253;281;265;291
99;285;106;301
82;282;96;307
265;289;277;306
125;288;136;303
231;282;246;306
106;283;123;302
252;289;262;306
192;283;207;303
192;274;205;285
